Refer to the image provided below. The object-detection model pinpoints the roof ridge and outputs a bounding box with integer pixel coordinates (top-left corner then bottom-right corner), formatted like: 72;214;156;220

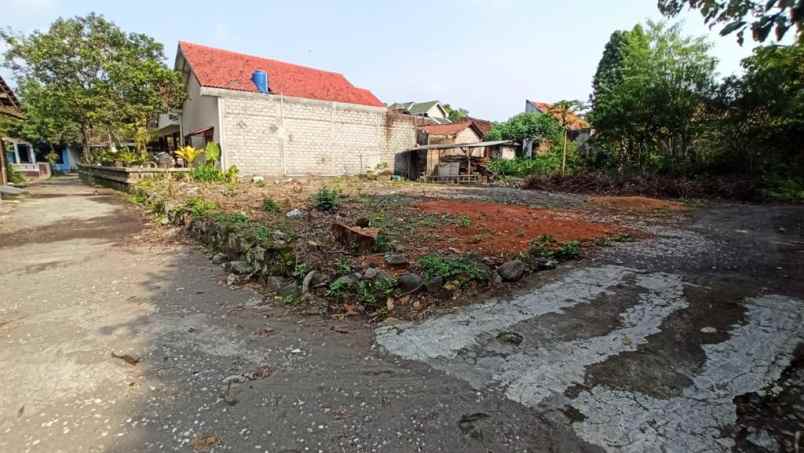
179;41;347;79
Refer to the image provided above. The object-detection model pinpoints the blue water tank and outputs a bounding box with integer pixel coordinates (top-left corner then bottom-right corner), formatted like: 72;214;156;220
251;70;269;93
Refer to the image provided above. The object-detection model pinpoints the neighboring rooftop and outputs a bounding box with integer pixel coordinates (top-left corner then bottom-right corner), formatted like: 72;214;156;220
177;41;384;107
0;76;23;119
526;100;590;130
389;100;450;123
419;120;482;136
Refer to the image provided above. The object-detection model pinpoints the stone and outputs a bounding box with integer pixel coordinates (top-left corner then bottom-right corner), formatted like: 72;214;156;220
286;209;304;219
355;217;370;228
363;268;380;280
746;429;780;451
228;260;253;275
251;176;265;184
331;223;379;254
700;326;718;334
397;273;423;292
211;253;227;265
332;274;359;289
226;273;240;286
222;374;247;385
497;260;526;282
496;331;524;346
531;257;558;271
384;253;409;267
301;271;328;294
271;230;288;241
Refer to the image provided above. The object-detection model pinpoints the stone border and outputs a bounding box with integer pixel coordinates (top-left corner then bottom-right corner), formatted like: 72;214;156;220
78;164;190;191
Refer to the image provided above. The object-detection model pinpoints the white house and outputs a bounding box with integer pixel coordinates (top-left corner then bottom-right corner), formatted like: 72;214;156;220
172;42;417;177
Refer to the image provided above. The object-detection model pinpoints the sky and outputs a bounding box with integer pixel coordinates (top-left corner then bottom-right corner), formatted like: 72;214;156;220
2;0;770;121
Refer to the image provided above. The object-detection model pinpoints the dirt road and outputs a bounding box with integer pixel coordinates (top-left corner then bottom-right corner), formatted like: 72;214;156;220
1;177;803;452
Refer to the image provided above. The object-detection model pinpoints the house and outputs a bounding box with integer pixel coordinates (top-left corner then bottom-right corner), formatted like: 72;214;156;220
0;76;47;182
388;101;451;124
525;99;591;140
172;42;416;176
417;120;484;149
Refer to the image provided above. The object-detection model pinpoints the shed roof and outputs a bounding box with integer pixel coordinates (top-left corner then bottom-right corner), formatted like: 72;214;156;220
419;120;482;136
178;41;383;107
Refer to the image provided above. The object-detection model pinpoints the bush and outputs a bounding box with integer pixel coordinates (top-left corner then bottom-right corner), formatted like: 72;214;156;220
262;197;280;213
210;211;250;225
5;160;25;184
488;155;563;177
417;254;489;284
527;235;581;261
185;197;219;218
191;165;240;184
313;187;340;212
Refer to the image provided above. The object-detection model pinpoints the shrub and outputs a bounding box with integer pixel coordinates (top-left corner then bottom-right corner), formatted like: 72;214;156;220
488;155;564;177
185;197;218;218
313;187;340;212
176;146;201;165
262;197;280;213
5;160;25;184
528;235;581;261
191;164;240;184
417;254;489;284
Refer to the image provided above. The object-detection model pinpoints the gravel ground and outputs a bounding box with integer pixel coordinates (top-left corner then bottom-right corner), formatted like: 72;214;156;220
1;176;802;452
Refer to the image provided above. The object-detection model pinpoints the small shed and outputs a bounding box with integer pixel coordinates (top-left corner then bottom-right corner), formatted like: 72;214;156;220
396;140;514;183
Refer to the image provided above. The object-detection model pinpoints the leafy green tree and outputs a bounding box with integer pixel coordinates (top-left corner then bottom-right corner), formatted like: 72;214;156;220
443;104;469;122
589;22;717;173
709;42;804;175
13;79;81;153
486;112;562;143
658;0;803;44
591;30;631;110
1;13;185;159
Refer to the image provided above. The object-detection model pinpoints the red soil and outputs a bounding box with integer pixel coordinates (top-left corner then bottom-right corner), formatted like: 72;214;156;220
590;196;684;212
414;200;626;256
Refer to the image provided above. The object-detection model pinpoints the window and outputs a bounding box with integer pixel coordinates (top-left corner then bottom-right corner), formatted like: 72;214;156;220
17;143;32;163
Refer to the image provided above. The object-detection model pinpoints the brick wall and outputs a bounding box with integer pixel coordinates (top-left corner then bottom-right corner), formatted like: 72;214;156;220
213;90;417;176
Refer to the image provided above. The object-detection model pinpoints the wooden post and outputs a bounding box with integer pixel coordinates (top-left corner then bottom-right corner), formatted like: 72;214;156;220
465;147;471;177
561;128;568;176
0;138;6;185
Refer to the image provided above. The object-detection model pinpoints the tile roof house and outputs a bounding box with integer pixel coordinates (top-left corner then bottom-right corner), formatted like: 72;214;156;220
388;100;451;124
0;76;42;184
171;42;416;176
525;99;590;131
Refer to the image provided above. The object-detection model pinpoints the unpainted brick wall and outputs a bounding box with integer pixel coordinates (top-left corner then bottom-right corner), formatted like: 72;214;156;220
220;93;417;176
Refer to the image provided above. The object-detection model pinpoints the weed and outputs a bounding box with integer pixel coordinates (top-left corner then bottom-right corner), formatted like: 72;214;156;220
417;254;488;284
313;187;340;212
185;197;219;218
292;263;310;284
326;278;351;298
336;257;353;275
262;197;280;213
281;294;302;306
211;211;250;225
355;276;397;306
528;235;582;261
254;225;271;243
458;215;472;228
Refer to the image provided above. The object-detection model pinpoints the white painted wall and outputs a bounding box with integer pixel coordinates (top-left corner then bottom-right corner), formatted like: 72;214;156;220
181;76;220;144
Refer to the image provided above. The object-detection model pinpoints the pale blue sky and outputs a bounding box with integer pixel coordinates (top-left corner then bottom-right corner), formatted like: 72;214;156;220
4;0;765;121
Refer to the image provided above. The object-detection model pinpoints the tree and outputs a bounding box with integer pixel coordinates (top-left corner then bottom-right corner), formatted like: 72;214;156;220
591;30;631;110
658;0;803;44
13;79;81;152
486;112;563;144
589;22;717;173
546;100;586;176
442;104;469;122
1;13;185;159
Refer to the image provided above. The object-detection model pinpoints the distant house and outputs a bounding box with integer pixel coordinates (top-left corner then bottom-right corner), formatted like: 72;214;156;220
170;41;416;176
0;76;48;181
388;101;451;124
525;99;591;140
417;121;484;148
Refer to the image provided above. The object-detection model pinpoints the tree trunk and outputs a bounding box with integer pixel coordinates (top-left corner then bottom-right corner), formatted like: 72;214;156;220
0;138;7;186
81;124;91;163
561;128;568;176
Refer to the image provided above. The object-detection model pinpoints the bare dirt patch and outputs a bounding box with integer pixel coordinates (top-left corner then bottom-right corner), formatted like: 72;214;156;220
414;200;629;256
589;195;685;212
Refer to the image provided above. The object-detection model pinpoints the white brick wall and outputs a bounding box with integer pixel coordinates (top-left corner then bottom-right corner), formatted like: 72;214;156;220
213;90;417;176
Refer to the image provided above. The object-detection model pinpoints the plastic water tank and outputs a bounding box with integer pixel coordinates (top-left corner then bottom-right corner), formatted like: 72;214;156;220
251;70;269;93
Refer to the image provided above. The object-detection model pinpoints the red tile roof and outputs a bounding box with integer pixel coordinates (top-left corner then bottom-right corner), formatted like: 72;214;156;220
419;121;481;136
527;100;590;130
179;41;384;107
